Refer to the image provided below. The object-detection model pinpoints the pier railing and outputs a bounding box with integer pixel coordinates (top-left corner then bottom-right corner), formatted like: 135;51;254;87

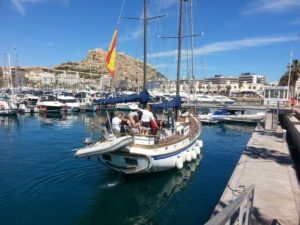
205;185;255;225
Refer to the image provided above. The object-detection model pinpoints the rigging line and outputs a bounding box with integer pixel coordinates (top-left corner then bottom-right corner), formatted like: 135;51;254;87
190;0;196;102
184;1;191;103
117;0;126;26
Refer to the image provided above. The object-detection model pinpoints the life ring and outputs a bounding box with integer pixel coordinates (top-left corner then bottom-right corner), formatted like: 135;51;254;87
0;104;4;109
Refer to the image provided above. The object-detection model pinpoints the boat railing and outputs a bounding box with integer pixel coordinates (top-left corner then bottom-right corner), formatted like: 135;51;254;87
204;185;255;225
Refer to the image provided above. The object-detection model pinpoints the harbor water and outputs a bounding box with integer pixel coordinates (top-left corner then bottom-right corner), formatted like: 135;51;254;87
0;113;255;225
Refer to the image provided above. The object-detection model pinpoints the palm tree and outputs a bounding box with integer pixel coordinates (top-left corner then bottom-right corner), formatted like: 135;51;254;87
238;83;243;93
279;59;300;97
207;85;211;94
216;85;221;94
226;85;231;95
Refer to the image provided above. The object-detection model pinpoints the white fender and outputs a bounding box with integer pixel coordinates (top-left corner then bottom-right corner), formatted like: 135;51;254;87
181;153;186;163
196;140;203;148
191;150;197;160
195;147;201;155
185;151;192;162
175;158;183;170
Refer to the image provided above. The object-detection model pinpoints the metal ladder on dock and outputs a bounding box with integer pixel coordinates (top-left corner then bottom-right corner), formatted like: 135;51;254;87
205;185;255;225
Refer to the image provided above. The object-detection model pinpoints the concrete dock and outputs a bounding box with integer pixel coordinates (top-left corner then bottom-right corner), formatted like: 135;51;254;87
212;118;300;224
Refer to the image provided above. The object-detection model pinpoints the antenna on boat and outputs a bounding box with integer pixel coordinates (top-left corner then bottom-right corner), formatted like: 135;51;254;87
13;46;23;92
122;0;166;91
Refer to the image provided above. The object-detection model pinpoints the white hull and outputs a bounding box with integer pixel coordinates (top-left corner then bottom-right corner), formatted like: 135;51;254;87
0;100;18;116
98;136;202;173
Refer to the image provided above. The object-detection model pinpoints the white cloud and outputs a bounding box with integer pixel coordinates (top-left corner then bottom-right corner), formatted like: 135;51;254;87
154;64;175;68
148;35;300;58
242;0;300;15
160;0;178;9
120;26;144;42
11;0;70;16
289;17;300;25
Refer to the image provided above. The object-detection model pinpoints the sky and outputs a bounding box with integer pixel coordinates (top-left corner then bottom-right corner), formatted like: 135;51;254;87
0;0;300;83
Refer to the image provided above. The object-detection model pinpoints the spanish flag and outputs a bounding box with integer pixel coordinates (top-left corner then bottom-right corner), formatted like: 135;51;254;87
106;27;118;77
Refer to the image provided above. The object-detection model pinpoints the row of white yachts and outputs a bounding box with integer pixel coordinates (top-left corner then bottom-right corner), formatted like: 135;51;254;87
0;94;101;115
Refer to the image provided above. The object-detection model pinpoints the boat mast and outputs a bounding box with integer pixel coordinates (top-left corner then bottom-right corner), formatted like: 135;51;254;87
123;1;164;92
143;0;148;91
176;0;184;97
175;0;186;118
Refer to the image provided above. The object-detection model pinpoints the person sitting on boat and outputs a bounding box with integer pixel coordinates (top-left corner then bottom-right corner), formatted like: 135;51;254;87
112;112;122;133
128;109;138;121
138;105;156;134
120;114;132;135
131;115;141;134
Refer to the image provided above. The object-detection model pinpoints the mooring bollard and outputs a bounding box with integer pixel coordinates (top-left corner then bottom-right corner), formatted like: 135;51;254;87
282;129;287;141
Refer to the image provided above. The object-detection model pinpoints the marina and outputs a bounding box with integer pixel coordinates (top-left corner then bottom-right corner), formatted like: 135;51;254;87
0;113;255;225
1;0;300;224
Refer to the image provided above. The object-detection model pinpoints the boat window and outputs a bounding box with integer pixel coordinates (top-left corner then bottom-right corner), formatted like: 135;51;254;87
125;158;138;165
102;154;111;161
280;90;284;98
59;99;77;103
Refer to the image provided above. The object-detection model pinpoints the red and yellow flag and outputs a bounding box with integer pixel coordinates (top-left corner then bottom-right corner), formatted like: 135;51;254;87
105;27;118;77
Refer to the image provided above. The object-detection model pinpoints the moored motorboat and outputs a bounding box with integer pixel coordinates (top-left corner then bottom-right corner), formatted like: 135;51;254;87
0;99;18;116
57;95;80;112
36;95;63;113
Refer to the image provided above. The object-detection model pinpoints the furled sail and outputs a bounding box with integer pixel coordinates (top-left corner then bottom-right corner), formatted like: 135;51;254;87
93;90;149;105
151;96;181;110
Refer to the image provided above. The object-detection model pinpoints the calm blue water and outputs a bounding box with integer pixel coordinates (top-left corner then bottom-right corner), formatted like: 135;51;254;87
0;113;254;225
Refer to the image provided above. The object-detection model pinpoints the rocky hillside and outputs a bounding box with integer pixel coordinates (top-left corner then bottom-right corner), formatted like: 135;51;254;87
53;48;166;81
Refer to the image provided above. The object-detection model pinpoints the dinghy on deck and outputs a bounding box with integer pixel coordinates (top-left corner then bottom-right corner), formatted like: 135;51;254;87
74;136;133;159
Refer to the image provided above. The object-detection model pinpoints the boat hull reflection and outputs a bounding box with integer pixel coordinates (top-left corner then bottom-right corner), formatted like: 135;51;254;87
79;156;202;225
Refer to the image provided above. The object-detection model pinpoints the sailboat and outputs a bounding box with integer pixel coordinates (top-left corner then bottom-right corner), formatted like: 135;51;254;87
74;0;203;174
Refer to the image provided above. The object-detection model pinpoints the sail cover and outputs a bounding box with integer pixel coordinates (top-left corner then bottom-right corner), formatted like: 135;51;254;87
151;96;181;110
93;90;149;105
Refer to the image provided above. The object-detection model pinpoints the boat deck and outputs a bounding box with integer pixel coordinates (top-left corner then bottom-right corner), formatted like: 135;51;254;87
158;116;200;145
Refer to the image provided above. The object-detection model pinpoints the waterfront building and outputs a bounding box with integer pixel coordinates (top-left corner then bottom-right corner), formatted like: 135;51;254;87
239;72;265;84
263;86;289;105
152;73;266;95
100;75;111;91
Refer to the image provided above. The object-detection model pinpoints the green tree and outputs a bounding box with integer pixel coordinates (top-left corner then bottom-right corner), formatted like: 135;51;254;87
238;83;243;92
207;85;211;94
216;85;221;94
226;85;231;95
279;59;300;97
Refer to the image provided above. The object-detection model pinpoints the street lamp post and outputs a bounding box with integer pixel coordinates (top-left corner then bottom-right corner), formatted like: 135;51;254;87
287;48;293;100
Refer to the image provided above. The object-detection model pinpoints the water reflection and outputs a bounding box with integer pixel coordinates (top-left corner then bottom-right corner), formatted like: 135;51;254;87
79;156;202;225
0;116;20;134
222;123;255;134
